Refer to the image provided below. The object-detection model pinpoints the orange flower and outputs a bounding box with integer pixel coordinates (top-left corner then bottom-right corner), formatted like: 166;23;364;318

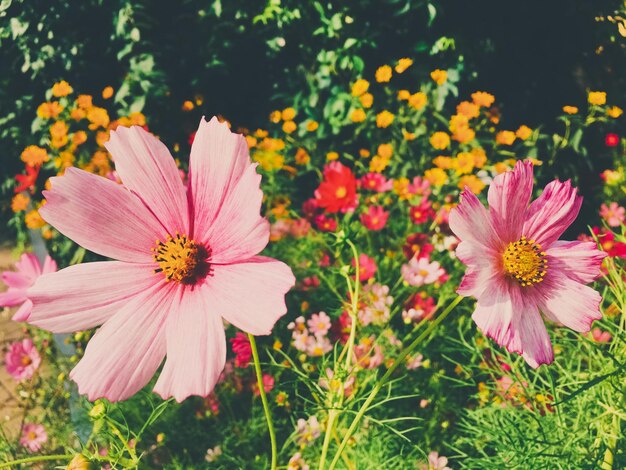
51;80;73;97
269;110;281;123
128;112;146;126
351;79;370;97
360;93;373;108
281;107;296;121
453;152;475;175
25;209;46;229
402;129;416;141
326;151;339;161
182;100;194;111
458;175;485;194
471;91;495;108
282;121;297;134
408;92;427;110
376;110;395;128
430;69;447;85
377;143;393;159
456;101;480;119
76;94;93;109
375;65;392;83
452;127;475;144
102;86;114;99
359;149;371;158
87;107;110;130
96;131;110;147
495;130;516;145
369;155;390;172
607;106;623;118
21;145;49;167
430;132;450;150
71;108;86;121
306;120;319;132
11;193;29;212
433;156;453;169
245;135;257;148
397;89;410;100
562;105;578;115
50;121;68;139
515;125;533;140
295;148;310;165
471;147;487;168
351;108;366;123
424;168;448;186
37;101;63;119
54;151;75;170
395;58;413;73
588;91;606;106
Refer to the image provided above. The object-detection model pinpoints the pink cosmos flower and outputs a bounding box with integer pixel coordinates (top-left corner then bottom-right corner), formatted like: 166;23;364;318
420;451;451;470
5;338;41;381
358;172;392;192
408;176;431;198
20;423;47;452
352;253;377;282
599;202;625;227
409;199;434;225
314;214;337;232
401;257;444;286
27;117;295;402
253;373;275;396
590;327;612;343
307;312;332;337
450;161;606;367
229;332;252;368
295;415;321;446
360;205;389;231
0;253;57;322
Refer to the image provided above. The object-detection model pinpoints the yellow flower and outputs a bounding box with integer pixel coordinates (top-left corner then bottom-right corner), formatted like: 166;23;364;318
281;107;296;121
453;152;475;175
397;89;410;100
430;69;447;85
351;79;370;97
360;93;373;108
51;80;73;97
282;120;297;134
402;129;416;141
452;127;475;144
607;106;623;118
449;113;469;133
351;108;366;123
182;100;194;111
424;168;448;186
295;148;310;165
458;175;485;194
326;151;339;161
50;121;69;139
269;110;281;123
376;110;394;128
11;193;29;212
471;91;495;108
393;177;411;199
375;65;392;83
456;101;479;119
515;125;533;140
25;209;46;229
86;107;110;130
21;145;49;167
395;58;413;73
54;151;75;170
128;112;146;126
254;150;285;172
526;157;543;166
96;131;110;147
377;143;393;159
245;135;257;148
493;162;510;174
408;92;427;110
306;120;319;132
430;132;450;150
72;130;87;146
369;155;390;172
71;108;86;121
37;101;63;119
433;156;453;169
86;150;111;176
562;105;578;115
601;169;622;185
495;130;516;145
255;129;268;138
359;149;371;158
102;86;114;99
471;147;487;168
76;95;93;109
588;91;606;106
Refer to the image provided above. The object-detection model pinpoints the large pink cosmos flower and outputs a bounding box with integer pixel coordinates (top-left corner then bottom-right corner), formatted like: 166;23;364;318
450;161;606;367
27;117;295;402
0;253;57;322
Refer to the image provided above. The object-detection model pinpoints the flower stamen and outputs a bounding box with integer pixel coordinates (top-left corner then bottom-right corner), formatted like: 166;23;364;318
502;236;547;287
152;233;210;283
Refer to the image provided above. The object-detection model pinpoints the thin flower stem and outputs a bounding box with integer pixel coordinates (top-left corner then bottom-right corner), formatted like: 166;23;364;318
0;453;74;468
318;408;339;470
328;295;464;470
248;333;277;470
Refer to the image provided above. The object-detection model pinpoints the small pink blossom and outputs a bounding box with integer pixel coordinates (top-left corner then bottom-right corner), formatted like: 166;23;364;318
599;202;625;227
319;368;355;397
401;257;444;286
360;205;389;231
406;353;424;370
5;338;41;381
352;253;377;282
307;312;332;337
314;214;337;232
295;415;321;446
253;373;274;396
288;452;310;470
408;176;431;198
229;332;251;368
357;283;393;326
590;327;612;343
305;335;332;357
19;423;47;452
353;336;384;369
422;451;451;470
0;253;57;322
358;172;392;192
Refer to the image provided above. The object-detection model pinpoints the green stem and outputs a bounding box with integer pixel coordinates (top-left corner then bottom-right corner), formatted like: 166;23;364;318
328;295;464;469
0;453;74;468
318;409;339;470
248;333;277;470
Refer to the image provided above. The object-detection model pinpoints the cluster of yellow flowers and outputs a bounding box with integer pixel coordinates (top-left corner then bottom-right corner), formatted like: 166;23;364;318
562;90;622;118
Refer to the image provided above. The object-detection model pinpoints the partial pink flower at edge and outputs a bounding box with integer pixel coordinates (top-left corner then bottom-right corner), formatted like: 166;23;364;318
20;423;47;453
5;338;41;381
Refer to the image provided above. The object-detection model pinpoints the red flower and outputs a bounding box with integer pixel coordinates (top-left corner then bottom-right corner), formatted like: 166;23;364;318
605;133;619;147
360;205;389;231
15;165;40;194
403;233;434;260
352;253;377;282
314;214;337;232
229;332;252;368
409;199;434;224
314;162;358;213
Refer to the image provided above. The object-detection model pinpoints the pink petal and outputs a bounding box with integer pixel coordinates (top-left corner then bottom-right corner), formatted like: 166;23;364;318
0;289;28;307
105;126;189;234
522;179;582;247
546;240;606;284
204;164;270;264
153;286;226;402
531;270;602;333
488;160;534;243
203;256;294;335
188;117;250;239
472;281;517;351
449;189;501;252
12;299;33;322
40;168;167;263
14;253;42;280
41;255;58;274
28;262;159;333
2;272;32;290
70;283;174;402
456;241;499;298
515;303;554;368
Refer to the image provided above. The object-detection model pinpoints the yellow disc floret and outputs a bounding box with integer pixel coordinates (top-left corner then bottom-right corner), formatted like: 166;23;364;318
502;236;548;287
153;233;207;283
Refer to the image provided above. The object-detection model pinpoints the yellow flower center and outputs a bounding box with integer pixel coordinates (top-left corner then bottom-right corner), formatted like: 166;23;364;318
502;236;547;286
335;186;347;198
21;355;32;366
152;233;209;283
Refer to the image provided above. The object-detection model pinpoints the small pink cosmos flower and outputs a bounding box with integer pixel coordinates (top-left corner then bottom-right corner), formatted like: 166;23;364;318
599;202;625;227
5;338;41;381
0;253;57;322
352;253;377;282
421;451;451;470
307;312;332;337
401;257;444;286
27;117;295;402
358;172;392;192
360;205;389;231
20;423;47;452
229;332;252;368
450;161;606;368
